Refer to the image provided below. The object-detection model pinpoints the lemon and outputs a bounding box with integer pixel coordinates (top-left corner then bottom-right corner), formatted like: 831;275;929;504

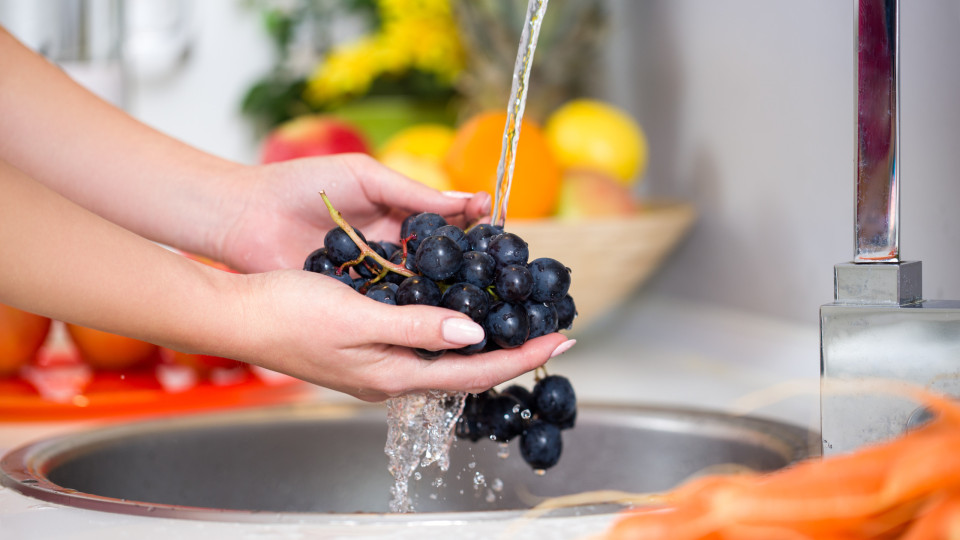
380;151;453;192
378;124;456;162
544;99;648;186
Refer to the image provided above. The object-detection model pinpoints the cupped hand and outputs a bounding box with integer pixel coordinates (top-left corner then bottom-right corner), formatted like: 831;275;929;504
218;154;491;273
236;269;573;401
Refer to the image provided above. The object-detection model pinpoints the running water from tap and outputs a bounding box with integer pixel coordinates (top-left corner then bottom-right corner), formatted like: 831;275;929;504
384;0;550;513
491;0;550;228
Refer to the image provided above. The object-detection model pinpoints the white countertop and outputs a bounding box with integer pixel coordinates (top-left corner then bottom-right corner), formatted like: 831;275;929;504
0;292;822;540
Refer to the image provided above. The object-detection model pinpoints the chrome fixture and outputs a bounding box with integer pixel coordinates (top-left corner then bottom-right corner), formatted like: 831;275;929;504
820;0;960;455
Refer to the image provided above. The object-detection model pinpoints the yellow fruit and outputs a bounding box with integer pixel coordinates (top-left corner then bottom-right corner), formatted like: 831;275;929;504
544;99;648;186
378;124;456;162
380;151;454;191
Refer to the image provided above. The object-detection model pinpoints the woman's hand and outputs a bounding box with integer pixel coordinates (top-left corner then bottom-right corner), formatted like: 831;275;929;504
236;269;572;402
216;154;491;273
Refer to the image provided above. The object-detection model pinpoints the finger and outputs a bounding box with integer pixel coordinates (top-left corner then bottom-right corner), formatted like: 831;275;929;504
350;155;492;220
352;300;488;351
405;334;574;394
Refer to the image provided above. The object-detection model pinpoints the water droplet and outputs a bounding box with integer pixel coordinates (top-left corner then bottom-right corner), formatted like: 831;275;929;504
413;472;421;481
485;489;497;503
473;472;486;489
429;493;438;500
432;477;444;488
534;469;546;476
491;478;504;492
520;409;532;420
497;443;510;459
512;404;521;414
468;462;476;469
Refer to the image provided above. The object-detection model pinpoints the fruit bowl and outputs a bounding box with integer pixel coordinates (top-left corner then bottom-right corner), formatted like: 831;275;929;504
508;201;696;331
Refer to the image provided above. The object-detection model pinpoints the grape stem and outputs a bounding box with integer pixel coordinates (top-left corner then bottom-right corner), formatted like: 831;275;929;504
535;365;549;382
319;191;417;279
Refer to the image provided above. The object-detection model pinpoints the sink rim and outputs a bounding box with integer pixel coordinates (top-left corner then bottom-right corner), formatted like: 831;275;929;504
0;401;819;523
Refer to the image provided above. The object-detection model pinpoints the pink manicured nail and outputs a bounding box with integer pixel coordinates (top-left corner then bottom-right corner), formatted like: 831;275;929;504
550;339;577;358
441;190;475;199
442;318;485;345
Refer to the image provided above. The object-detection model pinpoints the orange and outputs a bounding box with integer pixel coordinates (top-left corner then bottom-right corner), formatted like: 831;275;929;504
0;303;51;376
66;324;159;371
443;111;561;220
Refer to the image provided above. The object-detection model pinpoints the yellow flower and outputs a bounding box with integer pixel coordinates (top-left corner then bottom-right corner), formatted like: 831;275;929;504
304;0;464;107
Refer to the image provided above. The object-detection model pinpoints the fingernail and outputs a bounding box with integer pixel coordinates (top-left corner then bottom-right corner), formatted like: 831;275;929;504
479;191;492;215
442;318;485;345
441;190;475;199
550;339;577;358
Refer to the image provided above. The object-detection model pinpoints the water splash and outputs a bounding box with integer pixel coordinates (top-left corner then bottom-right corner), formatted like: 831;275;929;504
384;390;466;512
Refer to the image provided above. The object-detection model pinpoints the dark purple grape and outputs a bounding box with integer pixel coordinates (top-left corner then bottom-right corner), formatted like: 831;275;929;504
484;302;529;348
355;241;388;279
557;409;576;430
379;241;401;256
365;282;398;304
500;384;536;415
400;213;417;240
324;227;365;265
452;334;487;355
487;232;529;268
465;223;503;252
440;283;491;323
321;269;353;287
494;264;533;302
532;375;576;425
520;420;563;470
414;235;463;281
527;258;571;303
457;251;496;288
482;394;526;442
396;276;442;306
303;248;336;274
456;391;492;442
523;300;559;339
406;212;447;252
384;249;417;285
432;225;470;252
555;294;577;330
415;348;445;360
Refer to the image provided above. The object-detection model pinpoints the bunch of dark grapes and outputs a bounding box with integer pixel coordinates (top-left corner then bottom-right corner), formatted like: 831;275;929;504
303;207;578;356
304;195;579;473
455;374;577;472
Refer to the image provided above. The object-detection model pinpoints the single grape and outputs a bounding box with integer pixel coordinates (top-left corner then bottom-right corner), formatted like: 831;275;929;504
523;300;559;339
452;334;487;355
440;282;491;323
384;249;417;285
415;348;445;360
484;302;529;348
432;224;470;253
532;375;577;425
400;213;417;240
494;264;533;302
520;420;563;471
487;232;529;268
321;270;353;287
414;235;463;281
303;247;336;274
465;223;503;252
555;294;578;330
396;276;442;306
500;384;536;416
355;241;388;279
379;241;401;256
557;409;577;430
406;212;447;252
324;227;365;265
527;258;572;303
365;282;398;304
482;394;526;442
456;391;492;442
457;251;496;288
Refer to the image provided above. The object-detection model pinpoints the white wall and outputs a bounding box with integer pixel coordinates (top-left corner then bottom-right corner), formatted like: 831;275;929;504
602;0;960;324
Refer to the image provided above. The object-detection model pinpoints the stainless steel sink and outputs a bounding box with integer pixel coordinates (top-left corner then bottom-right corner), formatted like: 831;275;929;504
0;402;818;522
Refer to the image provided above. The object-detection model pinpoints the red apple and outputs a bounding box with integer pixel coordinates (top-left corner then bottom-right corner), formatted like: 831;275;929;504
554;168;639;218
261;115;372;163
0;303;52;376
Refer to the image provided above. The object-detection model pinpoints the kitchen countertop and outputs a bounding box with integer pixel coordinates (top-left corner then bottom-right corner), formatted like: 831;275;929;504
0;292;822;539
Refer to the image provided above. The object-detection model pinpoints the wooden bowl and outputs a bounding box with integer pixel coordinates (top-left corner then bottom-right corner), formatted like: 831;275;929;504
508;201;696;332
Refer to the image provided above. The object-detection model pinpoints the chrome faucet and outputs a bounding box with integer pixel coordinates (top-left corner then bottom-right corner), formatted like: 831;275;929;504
820;0;960;455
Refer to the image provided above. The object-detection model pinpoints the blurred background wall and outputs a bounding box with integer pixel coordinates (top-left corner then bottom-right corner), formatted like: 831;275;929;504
2;0;958;327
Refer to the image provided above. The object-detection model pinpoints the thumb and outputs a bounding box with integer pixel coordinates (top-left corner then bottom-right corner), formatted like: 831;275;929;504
365;303;486;351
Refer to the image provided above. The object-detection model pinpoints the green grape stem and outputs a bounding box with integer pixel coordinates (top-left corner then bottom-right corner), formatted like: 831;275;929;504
319;191;417;279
